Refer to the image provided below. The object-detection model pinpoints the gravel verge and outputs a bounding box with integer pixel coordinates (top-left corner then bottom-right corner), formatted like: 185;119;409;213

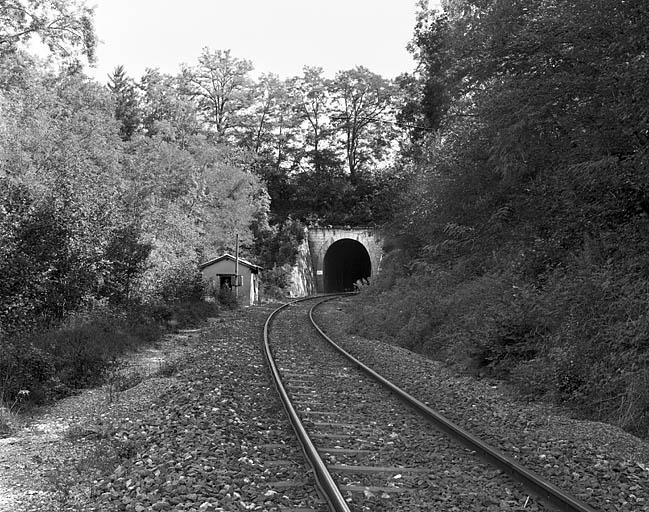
1;330;191;511
4;305;323;512
314;297;649;512
88;304;323;512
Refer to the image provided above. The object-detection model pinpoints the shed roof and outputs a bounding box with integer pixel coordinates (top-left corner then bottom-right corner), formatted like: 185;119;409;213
199;253;262;272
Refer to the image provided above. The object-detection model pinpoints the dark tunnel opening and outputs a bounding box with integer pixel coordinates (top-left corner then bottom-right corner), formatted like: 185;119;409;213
323;239;372;292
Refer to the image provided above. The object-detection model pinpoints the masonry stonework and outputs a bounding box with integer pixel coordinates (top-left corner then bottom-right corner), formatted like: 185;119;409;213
307;227;383;293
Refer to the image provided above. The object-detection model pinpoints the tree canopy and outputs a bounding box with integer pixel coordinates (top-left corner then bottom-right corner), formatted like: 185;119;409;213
0;4;406;333
0;0;96;63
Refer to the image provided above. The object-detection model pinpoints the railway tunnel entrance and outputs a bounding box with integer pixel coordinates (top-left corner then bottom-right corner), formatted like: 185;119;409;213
323;238;371;292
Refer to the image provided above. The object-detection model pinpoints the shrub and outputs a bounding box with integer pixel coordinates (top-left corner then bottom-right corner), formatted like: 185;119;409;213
166;300;221;326
0;295;220;412
29;310;151;392
254;218;306;296
0;340;55;404
260;264;292;300
0;184;96;334
617;370;649;437
216;288;239;310
156;266;205;304
351;248;649;437
99;223;152;305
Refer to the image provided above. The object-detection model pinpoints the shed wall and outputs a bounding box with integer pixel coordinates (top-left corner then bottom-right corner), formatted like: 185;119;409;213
201;259;257;305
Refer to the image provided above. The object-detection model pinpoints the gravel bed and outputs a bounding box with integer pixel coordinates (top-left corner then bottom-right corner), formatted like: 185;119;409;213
86;305;327;512
271;299;548;512
6;305;333;512
314;297;649;512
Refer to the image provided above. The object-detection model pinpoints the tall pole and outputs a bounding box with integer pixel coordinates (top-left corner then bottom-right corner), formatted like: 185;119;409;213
234;233;239;299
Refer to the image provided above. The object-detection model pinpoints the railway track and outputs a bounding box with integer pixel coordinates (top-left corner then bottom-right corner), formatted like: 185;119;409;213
263;295;599;512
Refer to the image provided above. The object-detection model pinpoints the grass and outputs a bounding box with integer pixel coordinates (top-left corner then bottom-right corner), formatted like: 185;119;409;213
0;389;29;436
0;299;220;435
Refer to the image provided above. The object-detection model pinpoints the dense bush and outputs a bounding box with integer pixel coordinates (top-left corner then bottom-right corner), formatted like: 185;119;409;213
352;255;649;437
352;242;649;436
149;300;221;327
350;0;649;438
99;223;153;305
0;7;279;420
0;298;220;406
155;265;205;304
215;288;240;310
259;264;293;299
253;217;306;297
0;183;96;334
0;342;55;404
0;308;156;404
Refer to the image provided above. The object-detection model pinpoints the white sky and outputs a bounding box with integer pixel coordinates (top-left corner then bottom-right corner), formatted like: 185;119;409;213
88;0;442;83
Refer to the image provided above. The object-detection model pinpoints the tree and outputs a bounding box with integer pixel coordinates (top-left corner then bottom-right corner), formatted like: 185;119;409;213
330;67;397;180
182;48;254;141
240;73;297;156
291;67;336;174
239;73;303;220
201;166;268;256
108;65;140;141
367;0;649;436
99;222;152;304
0;185;86;327
398;2;452;139
0;65;130;328
138;68;200;145
0;0;96;63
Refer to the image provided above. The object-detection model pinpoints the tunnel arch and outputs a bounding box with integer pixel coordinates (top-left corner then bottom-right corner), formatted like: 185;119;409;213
323;238;372;292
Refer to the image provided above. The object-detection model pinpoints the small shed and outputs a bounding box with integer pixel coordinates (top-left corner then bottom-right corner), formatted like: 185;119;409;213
199;254;262;306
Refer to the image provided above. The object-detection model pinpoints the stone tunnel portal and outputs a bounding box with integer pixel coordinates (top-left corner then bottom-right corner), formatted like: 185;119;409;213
323;238;372;292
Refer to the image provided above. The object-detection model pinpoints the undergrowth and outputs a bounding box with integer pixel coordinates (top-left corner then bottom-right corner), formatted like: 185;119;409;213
0;299;220;418
350;254;649;438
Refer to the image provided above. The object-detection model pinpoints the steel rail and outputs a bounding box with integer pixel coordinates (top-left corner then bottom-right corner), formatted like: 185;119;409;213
263;295;351;512
309;297;599;512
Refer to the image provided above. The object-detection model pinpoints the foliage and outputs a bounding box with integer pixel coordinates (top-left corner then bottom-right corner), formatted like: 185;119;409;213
352;0;649;437
0;65;129;332
0;40;265;410
253;217;305;269
0;298;219;408
182;48;254;141
138;67;200;142
253;217;306;297
257;264;293;299
107;65;140;140
100;222;152;305
216;288;239;310
0;180;100;333
330;66;398;179
291;67;335;173
176;58;405;226
0;0;96;64
398;3;451;137
0;24;409;415
0;307;156;404
154;265;204;305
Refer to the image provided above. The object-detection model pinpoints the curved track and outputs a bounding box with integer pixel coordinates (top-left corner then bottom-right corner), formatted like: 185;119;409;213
263;295;599;512
264;296;350;512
